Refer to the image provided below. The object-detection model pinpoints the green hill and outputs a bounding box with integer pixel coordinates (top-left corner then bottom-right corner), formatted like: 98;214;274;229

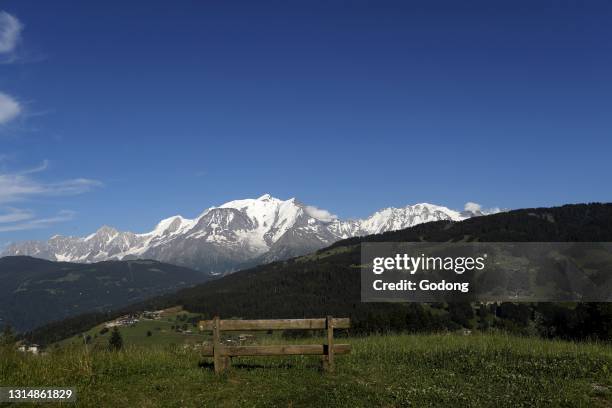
0;257;209;332
57;307;210;348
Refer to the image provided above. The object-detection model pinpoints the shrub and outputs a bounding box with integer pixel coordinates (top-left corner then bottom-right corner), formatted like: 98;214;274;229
108;327;123;351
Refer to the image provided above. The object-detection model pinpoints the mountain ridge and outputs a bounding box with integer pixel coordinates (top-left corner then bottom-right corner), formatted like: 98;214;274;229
1;195;491;272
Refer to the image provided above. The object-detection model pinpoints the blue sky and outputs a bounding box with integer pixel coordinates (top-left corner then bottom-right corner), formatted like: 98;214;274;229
1;0;611;242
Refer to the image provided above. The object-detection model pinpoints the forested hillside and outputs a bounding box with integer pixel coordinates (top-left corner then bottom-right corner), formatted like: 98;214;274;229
0;257;208;332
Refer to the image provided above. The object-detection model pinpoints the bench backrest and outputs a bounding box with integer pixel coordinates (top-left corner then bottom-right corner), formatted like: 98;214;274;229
198;316;351;373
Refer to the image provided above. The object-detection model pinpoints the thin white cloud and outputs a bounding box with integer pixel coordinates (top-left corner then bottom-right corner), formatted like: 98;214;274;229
17;159;48;175
305;205;338;222
0;163;102;204
0;92;21;124
0;11;22;54
0;162;100;233
0;207;33;223
0;210;75;232
0;12;23;124
46;178;103;196
464;202;503;215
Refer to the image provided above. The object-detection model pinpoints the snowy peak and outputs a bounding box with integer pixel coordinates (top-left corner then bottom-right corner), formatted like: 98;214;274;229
217;194;305;244
1;195;495;272
84;225;118;241
148;215;195;238
357;203;464;235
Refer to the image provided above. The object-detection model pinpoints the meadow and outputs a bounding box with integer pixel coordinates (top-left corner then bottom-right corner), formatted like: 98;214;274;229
1;333;611;407
58;308;208;348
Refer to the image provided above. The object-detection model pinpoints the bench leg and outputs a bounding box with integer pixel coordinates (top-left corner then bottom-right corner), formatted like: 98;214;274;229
321;355;329;372
222;357;231;371
213;316;224;374
322;315;335;373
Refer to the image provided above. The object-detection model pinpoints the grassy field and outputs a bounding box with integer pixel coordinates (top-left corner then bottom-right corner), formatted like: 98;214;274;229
59;307;209;348
1;333;611;407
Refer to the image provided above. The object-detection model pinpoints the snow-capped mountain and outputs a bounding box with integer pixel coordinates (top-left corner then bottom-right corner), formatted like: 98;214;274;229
1;195;479;273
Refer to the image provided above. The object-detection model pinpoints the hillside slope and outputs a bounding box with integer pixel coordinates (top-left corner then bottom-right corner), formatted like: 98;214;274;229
0;257;209;332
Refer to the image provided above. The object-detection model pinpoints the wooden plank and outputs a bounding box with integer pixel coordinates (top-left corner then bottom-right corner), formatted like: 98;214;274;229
326;315;335;373
212;316;223;374
199;318;350;331
200;344;351;357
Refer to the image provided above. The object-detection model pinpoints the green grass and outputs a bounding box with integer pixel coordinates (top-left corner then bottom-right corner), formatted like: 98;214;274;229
59;309;209;348
1;333;611;407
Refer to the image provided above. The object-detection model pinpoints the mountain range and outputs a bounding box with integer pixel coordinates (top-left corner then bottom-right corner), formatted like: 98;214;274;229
2;194;488;273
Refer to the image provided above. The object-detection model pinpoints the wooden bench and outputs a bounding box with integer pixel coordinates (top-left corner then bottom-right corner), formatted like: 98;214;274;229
198;316;351;373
